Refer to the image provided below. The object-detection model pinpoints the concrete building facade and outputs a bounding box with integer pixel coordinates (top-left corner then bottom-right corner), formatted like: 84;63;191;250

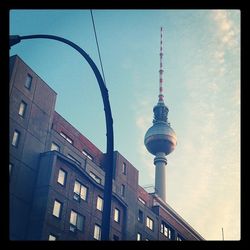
9;55;204;241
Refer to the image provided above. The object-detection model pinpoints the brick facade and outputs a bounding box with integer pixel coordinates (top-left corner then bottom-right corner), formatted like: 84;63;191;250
9;55;204;241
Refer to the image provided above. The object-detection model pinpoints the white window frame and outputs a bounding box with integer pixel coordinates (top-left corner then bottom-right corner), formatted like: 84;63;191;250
57;169;66;186
96;196;103;212
48;234;57;241
160;221;172;239
138;210;143;223
69;210;84;232
89;171;101;184
25;74;32;90
51;142;60;152
82;149;93;160
52;200;62;218
137;233;142;241
146;216;154;231
94;224;101;240
18;101;27;117
73;180;88;201
122;162;127;175
12;130;20;147
9;163;13;176
121;184;125;197
114;208;120;223
60;132;73;144
138;197;146;205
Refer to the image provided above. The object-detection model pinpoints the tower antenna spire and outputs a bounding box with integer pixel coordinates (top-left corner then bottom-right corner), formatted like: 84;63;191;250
144;27;177;202
159;26;164;102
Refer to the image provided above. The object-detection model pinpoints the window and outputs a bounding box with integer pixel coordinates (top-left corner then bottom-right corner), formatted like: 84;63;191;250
52;200;62;218
176;234;184;241
82;149;93;160
160;221;172;239
18;101;27;117
122;162;127;175
113;235;119;241
73;180;88;201
51;142;60;152
137;233;142;241
138;197;146;205
94;224;101;240
114;208;120;223
89;172;101;184
60;132;73;144
48;234;57;241
25;74;32;90
67;154;81;166
138;210;143;223
146;217;154;231
57;169;67;186
96;196;103;211
120;184;125;197
70;210;84;232
9;163;13;176
12;130;20;147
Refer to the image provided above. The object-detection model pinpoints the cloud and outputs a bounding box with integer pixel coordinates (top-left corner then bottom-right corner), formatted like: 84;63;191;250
134;96;156;186
136;114;151;132
211;10;238;48
214;50;225;64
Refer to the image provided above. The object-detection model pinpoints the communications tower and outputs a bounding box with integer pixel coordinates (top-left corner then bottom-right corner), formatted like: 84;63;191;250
144;27;177;202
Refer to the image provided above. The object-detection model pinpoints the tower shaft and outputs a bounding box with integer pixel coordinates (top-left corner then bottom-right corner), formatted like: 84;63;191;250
154;152;167;201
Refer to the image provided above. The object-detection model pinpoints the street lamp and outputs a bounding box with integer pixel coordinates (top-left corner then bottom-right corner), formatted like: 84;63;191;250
9;34;114;240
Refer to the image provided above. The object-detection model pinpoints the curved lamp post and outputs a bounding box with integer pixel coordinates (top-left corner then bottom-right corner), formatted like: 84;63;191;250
9;35;114;240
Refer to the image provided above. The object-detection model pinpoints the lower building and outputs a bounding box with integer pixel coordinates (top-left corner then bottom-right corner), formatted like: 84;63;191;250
9;55;204;241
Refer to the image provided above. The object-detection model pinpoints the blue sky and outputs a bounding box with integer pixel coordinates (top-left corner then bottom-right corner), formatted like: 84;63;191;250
10;10;240;240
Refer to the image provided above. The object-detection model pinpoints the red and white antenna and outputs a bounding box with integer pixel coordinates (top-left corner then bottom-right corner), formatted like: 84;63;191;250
158;27;164;102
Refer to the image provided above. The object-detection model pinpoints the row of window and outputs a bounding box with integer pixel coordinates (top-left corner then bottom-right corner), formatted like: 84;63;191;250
57;166;125;200
52;142;127;178
48;216;101;241
58;132;95;160
138;208;154;231
137;209;180;240
137;209;154;231
51;198;120;239
13;74;128;177
160;221;172;239
58;169;95;203
16;73;33;119
13;100;93;164
48;227;121;241
137;230;184;241
51;141;94;163
57;166;102;189
55;169;121;215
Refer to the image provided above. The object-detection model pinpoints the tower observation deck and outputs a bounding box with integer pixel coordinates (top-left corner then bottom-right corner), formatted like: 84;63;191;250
144;27;177;202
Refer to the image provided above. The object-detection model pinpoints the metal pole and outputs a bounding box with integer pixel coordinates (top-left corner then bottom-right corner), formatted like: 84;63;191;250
9;35;114;240
222;227;224;240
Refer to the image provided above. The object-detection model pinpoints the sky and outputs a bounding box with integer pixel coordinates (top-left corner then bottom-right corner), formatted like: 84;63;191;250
9;9;240;240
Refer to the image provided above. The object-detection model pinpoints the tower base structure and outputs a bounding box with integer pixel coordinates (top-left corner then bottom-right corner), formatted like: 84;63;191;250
154;152;167;202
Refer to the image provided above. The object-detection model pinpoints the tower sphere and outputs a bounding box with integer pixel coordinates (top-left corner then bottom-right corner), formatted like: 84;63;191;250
144;120;177;156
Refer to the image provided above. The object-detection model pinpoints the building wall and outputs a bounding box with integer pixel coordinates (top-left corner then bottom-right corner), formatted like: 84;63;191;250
9;55;57;239
28;151;126;240
9;55;204;241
